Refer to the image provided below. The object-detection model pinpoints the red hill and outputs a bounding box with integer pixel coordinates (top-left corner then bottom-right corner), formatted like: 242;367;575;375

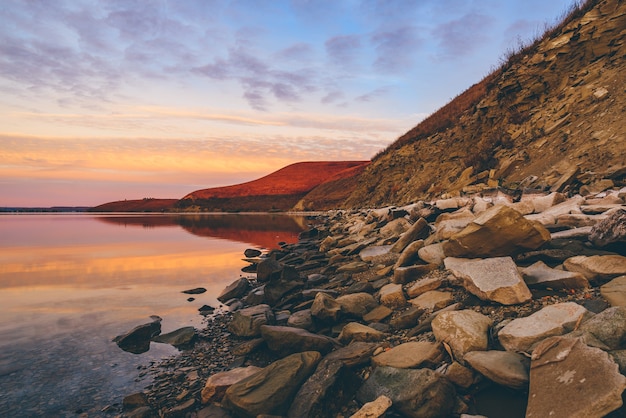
177;161;369;211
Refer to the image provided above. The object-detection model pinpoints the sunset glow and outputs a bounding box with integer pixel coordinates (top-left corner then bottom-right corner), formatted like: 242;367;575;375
0;0;580;206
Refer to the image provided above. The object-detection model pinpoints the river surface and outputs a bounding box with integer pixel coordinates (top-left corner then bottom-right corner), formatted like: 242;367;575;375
0;213;309;417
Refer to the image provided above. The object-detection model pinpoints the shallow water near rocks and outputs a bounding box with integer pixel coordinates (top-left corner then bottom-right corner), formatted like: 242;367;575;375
0;213;307;417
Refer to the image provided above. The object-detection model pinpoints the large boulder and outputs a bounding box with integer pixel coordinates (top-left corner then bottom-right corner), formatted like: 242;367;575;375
526;337;626;418
443;205;550;257
228;304;275;337
431;310;492;361
444;257;532;305
356;366;457;417
498;302;593;353
222;351;322;417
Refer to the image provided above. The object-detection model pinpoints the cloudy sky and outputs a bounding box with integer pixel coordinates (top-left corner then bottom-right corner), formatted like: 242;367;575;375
0;0;579;206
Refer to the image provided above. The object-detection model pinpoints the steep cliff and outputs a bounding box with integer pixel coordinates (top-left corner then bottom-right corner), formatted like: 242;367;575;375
345;0;626;208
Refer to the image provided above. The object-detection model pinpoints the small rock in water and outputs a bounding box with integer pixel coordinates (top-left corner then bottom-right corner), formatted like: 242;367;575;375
182;287;207;295
244;248;263;258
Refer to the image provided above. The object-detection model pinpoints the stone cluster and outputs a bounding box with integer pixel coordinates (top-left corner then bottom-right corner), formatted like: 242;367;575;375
123;186;626;417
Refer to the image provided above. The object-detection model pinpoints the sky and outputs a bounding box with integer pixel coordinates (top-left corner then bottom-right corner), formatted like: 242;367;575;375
0;0;580;207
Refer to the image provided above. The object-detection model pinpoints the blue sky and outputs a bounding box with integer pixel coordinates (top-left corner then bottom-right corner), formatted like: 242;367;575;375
0;0;580;206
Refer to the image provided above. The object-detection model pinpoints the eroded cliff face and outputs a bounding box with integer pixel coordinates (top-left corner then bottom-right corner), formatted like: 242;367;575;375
345;0;626;209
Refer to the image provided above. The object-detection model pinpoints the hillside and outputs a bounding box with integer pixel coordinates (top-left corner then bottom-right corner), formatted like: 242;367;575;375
177;161;369;211
90;198;178;212
345;0;626;208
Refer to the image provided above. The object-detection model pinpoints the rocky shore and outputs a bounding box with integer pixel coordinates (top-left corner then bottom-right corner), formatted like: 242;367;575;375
121;186;626;418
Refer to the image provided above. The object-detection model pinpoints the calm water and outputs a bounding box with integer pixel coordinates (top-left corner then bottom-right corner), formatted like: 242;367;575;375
0;213;309;417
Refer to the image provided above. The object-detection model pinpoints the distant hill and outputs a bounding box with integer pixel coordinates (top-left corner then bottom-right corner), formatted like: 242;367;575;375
345;0;626;208
90;198;178;212
177;161;369;212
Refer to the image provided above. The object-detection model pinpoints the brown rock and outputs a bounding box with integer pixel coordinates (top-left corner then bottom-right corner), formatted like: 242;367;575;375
378;283;406;308
260;325;335;355
601;276;626;307
431;310;492;361
409;290;454;311
526;337;626;418
464;350;529;390
338;322;387;344
372;341;443;369
443;205;551;257
222;351;322;417
563;255;626;283
201;367;262;404
520;261;589;289
444;256;532;305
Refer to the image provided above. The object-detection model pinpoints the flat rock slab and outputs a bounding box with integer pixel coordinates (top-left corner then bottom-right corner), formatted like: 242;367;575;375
356;366;457;417
464;350;529;390
363;305;393;323
201;366;262;404
601;276;626;307
217;278;250;303
520;261;589;289
564;255;626;283
372;341;443;369
527;337;626;418
223;351;321;417
152;326;196;347
443;205;551;258
339;322;387;344
409;290;454;311
444;257;532;305
406;276;444;298
498;302;592;353
261;325;335;355
590;208;626;247
360;245;393;262
431;310;492;361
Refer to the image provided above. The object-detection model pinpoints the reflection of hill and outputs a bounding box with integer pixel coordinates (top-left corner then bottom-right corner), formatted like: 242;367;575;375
96;214;310;249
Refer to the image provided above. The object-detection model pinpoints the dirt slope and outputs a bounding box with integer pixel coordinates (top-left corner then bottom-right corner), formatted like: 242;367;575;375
345;0;626;208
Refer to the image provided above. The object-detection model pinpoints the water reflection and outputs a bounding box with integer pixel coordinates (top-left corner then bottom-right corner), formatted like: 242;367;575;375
96;213;312;249
0;213;308;417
